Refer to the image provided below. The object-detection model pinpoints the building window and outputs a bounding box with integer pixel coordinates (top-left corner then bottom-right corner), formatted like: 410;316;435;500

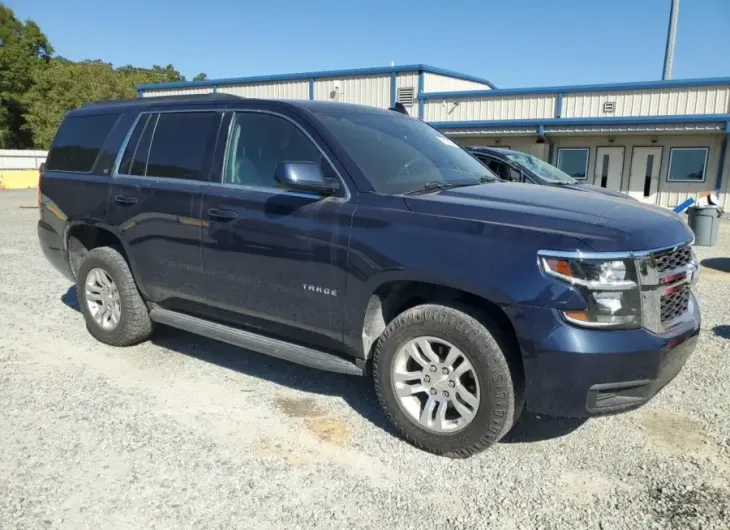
667;148;708;182
557;148;589;180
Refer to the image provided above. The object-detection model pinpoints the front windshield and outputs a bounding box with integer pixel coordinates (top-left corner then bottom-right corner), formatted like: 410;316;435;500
314;108;498;194
505;152;577;184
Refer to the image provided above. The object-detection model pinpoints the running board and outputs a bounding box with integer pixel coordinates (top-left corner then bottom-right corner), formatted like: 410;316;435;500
148;307;364;376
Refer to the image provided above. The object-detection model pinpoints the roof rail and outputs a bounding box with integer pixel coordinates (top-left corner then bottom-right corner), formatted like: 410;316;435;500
81;93;242;108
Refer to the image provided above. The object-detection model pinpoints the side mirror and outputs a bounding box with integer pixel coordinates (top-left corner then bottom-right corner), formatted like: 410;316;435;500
274;161;340;195
39;162;46;173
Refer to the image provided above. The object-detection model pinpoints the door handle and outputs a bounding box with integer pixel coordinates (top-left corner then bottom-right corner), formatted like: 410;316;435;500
114;194;138;206
208;208;239;221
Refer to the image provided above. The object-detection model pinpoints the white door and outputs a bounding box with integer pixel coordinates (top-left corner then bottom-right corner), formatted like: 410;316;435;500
628;147;662;204
594;147;625;192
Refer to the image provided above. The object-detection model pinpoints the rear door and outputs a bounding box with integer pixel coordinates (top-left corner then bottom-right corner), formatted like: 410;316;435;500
107;110;224;306
199;109;354;350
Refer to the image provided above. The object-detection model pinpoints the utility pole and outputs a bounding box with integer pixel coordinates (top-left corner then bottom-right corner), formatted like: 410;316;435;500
662;0;679;80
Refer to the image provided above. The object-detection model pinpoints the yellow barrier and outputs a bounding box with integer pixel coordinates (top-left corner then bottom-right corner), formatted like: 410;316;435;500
0;170;40;190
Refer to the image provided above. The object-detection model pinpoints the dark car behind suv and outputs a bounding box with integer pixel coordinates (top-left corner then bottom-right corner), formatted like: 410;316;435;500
38;94;700;457
469;146;631;199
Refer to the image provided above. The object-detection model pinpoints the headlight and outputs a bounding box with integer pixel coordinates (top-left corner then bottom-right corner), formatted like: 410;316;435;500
539;253;641;329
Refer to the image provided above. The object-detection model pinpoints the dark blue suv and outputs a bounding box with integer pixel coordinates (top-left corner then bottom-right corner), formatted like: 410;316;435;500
38;94;700;457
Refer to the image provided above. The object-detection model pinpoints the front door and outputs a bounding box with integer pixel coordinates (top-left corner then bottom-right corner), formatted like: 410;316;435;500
200;110;353;351
628;147;662;204
107;110;222;305
594;147;625;192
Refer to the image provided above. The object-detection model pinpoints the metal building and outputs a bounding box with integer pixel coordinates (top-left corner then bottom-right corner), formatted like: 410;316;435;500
137;64;730;210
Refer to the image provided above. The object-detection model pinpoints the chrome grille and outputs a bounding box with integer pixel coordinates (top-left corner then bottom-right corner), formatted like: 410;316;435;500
653;246;693;273
660;285;691;324
636;242;697;333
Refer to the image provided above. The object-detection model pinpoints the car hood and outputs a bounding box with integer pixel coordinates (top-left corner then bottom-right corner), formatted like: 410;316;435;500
552;182;633;200
404;182;692;252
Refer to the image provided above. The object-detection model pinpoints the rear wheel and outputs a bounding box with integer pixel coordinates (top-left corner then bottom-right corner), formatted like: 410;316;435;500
373;304;520;457
77;246;153;346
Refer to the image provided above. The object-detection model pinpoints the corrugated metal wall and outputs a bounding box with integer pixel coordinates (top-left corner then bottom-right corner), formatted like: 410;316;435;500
423;95;556;122
217;80;309;100
562;86;730;118
423;73;492;92
314;74;390;108
141;87;215;97
455;136;548;159
0;150;47;170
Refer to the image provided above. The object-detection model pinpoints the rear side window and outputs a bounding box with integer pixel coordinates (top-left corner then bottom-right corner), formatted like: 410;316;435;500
46;113;120;172
117;112;219;180
146;112;219;180
131;115;157;176
118;115;150;175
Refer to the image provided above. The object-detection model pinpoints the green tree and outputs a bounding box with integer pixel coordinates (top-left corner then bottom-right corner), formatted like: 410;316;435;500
0;4;53;148
23;60;187;148
23;59;129;148
193;72;207;81
117;63;185;87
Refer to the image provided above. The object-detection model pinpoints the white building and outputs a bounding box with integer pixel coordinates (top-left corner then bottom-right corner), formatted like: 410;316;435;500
138;64;730;209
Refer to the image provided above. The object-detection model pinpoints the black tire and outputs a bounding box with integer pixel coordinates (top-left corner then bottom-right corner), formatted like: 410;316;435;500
76;246;153;347
373;304;521;458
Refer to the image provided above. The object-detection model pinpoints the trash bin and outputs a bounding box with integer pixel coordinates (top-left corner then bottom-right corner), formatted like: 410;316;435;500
687;206;721;246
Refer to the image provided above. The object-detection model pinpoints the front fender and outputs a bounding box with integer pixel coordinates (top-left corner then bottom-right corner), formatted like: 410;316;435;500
342;199;590;356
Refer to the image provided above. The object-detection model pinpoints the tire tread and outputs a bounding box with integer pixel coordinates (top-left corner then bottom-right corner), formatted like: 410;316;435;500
78;246;152;347
373;303;519;458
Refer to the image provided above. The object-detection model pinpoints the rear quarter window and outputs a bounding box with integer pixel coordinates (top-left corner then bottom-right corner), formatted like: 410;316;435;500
45;113;120;172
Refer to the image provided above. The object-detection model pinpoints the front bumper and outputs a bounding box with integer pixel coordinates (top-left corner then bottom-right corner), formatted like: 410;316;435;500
504;294;700;417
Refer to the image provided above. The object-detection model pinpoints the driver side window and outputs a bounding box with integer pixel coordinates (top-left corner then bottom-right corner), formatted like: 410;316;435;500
224;112;334;189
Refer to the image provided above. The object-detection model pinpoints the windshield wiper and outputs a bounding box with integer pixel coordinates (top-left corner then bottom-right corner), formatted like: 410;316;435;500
403;181;473;195
403;177;495;196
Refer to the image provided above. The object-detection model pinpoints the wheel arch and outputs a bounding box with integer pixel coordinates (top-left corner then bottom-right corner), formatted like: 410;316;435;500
65;222;147;298
360;280;523;376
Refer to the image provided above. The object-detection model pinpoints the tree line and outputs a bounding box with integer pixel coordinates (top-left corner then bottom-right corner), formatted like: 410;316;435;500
0;4;206;149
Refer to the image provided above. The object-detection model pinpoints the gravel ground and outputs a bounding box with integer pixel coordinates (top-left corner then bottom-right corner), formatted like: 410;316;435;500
1;189;729;529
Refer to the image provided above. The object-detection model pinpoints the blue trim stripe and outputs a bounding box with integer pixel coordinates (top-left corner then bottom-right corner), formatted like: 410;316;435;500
390;72;397;106
422;66;495;88
555;93;563;118
309;78;314;100
430;114;730;130
716;122;730;191
420;76;730;100
136;64;495;92
418;71;425;119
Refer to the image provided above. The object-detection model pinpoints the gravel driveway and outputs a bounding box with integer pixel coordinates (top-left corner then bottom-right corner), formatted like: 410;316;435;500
1;190;729;529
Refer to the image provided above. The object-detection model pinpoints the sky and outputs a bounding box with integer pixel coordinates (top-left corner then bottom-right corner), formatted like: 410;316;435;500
9;0;730;88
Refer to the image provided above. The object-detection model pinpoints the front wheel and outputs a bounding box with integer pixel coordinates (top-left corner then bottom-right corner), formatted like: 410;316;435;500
373;304;520;458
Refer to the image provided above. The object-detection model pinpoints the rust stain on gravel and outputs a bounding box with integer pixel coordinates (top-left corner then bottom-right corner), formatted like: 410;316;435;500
254;438;313;466
275;397;323;418
644;411;710;453
305;417;349;445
